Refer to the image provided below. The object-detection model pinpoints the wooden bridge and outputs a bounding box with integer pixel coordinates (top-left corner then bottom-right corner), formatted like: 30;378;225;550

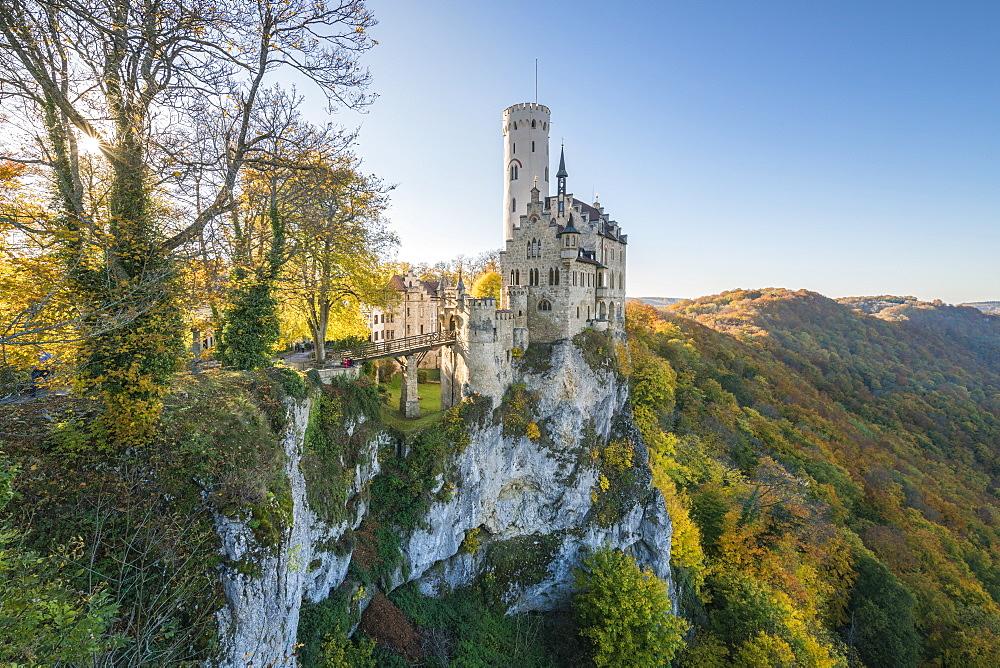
328;330;457;364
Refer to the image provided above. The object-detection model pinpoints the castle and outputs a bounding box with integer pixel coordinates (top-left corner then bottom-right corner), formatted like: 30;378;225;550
434;102;628;412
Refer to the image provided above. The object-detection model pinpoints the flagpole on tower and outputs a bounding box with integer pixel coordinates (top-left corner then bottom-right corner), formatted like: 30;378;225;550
535;59;538;103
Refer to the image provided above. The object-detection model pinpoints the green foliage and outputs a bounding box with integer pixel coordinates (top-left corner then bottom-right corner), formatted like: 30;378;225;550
844;553;920;667
589;434;643;528
82;291;186;447
0;457;121;664
219;278;282;370
298;591;374;668
479;534;559;607
0;369;308;663
390;582;559;667
572;547;688;667
318;629;376;668
499;382;538;438
516;342;554;374
573;328;618;374
302;376;383;524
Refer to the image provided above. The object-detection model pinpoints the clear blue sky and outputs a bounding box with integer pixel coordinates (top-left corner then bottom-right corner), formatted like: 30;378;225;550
326;0;999;303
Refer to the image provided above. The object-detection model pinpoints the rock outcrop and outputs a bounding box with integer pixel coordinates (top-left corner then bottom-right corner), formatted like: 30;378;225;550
214;340;674;666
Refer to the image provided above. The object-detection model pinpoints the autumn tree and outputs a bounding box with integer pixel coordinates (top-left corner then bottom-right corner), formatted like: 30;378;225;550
470;270;501;302
282;162;396;364
0;0;376;440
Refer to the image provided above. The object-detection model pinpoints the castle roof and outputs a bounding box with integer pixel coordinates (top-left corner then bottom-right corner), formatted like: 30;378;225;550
391;273;440;296
557;213;579;236
556;146;568;178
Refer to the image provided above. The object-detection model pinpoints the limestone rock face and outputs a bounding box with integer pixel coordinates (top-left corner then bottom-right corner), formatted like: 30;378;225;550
408;341;673;612
214;401;385;667
213;342;674;665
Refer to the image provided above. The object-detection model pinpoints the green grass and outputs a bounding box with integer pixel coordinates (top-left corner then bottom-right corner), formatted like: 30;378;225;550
381;373;444;434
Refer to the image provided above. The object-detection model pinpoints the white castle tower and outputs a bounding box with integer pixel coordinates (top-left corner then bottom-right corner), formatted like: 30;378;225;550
502;103;551;241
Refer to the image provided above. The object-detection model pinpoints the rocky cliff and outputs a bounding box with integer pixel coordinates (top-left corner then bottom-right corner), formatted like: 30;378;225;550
214;339;674;666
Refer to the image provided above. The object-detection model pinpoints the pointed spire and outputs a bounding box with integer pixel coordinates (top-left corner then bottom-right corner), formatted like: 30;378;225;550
456;271;466;295
560;212;579;235
556;144;568;178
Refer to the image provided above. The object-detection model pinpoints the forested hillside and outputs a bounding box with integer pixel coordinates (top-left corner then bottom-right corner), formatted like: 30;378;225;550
627;289;1000;666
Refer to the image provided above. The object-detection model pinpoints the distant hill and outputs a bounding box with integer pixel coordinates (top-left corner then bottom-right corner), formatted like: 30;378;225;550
627;288;1000;665
962;301;1000;315
631;296;685;307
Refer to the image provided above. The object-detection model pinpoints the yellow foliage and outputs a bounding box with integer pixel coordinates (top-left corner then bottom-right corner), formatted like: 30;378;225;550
601;438;634;472
470;270;501;302
525;422;541;439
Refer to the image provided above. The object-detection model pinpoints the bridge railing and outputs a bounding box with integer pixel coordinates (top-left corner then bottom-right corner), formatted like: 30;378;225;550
329;330;457;363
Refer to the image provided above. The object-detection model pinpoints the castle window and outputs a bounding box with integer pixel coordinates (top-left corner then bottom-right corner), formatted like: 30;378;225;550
545;166;549;181
531;141;535;152
510;164;518;180
543;122;547;130
538;299;552;311
531;119;536;128
513;142;516;153
553;268;560;285
610;273;615;289
515;269;520;284
576;306;580;318
512;198;517;212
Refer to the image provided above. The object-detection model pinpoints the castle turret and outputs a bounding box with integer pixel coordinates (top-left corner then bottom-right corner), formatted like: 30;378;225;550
502;103;550;242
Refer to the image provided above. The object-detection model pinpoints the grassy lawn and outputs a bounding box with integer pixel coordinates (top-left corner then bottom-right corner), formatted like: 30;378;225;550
381;373;444;434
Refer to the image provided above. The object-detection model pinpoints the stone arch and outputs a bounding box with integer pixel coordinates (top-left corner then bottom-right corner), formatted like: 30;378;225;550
599;302;607;319
538;299;552;311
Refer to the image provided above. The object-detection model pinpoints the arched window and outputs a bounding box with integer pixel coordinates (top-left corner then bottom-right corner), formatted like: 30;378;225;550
543;122;547;131
538;299;552;311
512;198;517;212
531;141;535;152
515;269;520;285
526;241;531;259
553;268;560;285
548;268;555;285
510;164;518;180
512;142;516;154
531;119;536;128
599;302;607;319
576;306;580;318
510;270;516;285
610;273;615;289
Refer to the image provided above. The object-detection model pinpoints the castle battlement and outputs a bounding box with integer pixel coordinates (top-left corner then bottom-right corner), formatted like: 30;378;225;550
502;102;551;117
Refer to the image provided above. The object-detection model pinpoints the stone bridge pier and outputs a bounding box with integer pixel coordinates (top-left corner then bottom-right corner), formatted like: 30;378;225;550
394;351;428;418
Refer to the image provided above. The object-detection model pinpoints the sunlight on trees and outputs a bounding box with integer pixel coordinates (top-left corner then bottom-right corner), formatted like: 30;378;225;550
572;548;688;667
